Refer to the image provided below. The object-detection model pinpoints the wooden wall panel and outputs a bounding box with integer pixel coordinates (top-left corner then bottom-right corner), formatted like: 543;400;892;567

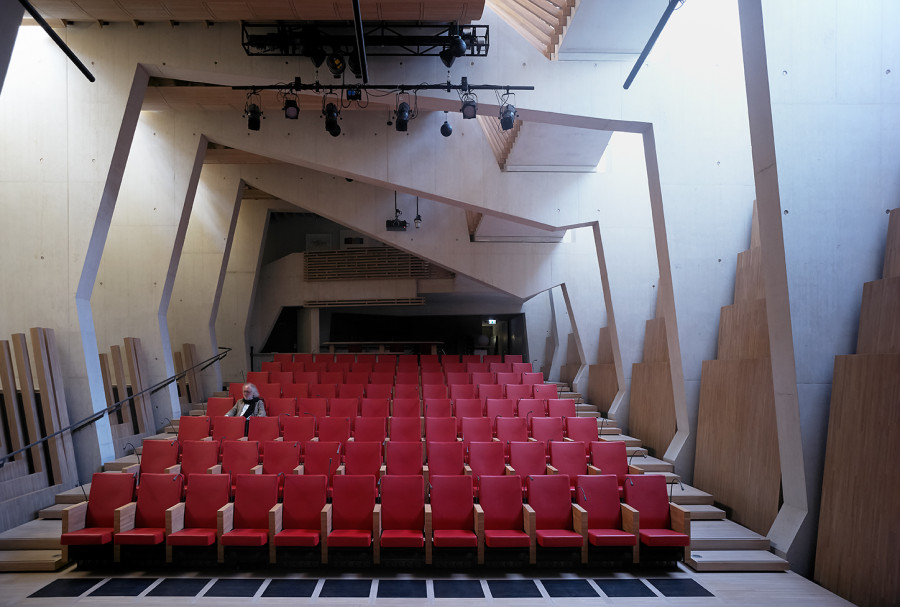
11;335;48;478
628;361;676;458
694;358;781;536
596;326;614;364
815;354;900;607
587;364;617;416
173;351;189;406
641;317;669;363
734;247;765;302
717;299;770;360
182;343;203;404
0;342;26;464
856;276;900;354
883;207;900;279
124;338;153;434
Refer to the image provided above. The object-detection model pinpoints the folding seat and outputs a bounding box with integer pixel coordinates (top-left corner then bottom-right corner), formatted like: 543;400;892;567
576;474;638;564
395;371;419;385
496;417;529;461
335;353;356;365
476;475;530;565
525;474;586;565
522;372;545;385
270;474;328;564
180;440;221;493
356;354;376;365
324;474;378;564
294;371;319;385
338;383;366;399
294;353;314;365
590;440;641;499
461;354;481;364
445;371;470;386
247;371;269;385
466;441;510;497
397;355;419;370
297;397;328;419
273;353;294;367
384;441;425;475
421;371;445;386
391;397;421;418
370;371;394;385
206;396;235;417
218;474;279;563
420;361;442;373
531;416;563;444
60;472;136;562
506;383;534;401
470;371;494;386
345;372;370;386
511;362;533;374
389;416;423;442
375;474;427;564
449;384;477;401
424;416;458;446
309;383;337;398
288;361;306;376
489;362;512;374
477;383;503;401
317;416;352;447
504;355;523;364
221;440;262;492
548;441;600;496
166;473;230;563
211;415;246;449
466;362;489;374
533;383;558;401
393;383;420;399
265;396;296;419
623;474;690;562
351;361;374;373
267;371;291;386
247;416;280;455
508;441;549;492
454;398;483;422
360;397;390;418
376;353;397;365
307;361;330;373
517;398;547;427
122;439;180;480
228;382;245;402
547;398;576;418
282;383;308;400
329;397;359;420
113;473;184;562
442;361;465;373
428;475;477;564
354;416;387;444
423;440;465;483
177;415;210;443
482;355;502;364
302;441;342;497
281;416;316;451
486;398;516;431
460;417;493;453
257;383;282;400
328;363;351;375
422;384;448;400
365;383;392;399
420;354;440;365
262;440;301;496
566;417;599;458
423;398;452;418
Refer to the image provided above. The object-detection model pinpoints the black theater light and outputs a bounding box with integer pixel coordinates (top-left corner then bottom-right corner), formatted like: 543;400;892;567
323;102;341;137
395;101;411;132
326;54;345;78
440;111;453;137
500;103;516;130
283;96;299;119
243;91;263;131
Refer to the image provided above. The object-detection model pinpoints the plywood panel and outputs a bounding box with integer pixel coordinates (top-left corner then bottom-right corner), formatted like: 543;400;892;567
814;354;900;607
856;276;900;355
183;343;203;404
124;338;153;434
109;345;133;430
587;363;617;415
10;335;46;476
0;342;26;463
628;361;676;458
38;329;78;485
27;330;68;486
694;358;781;536
883;207;900;279
734;247;765;302
717;299;770;360
596;326;614;364
641;317;669;363
173;351;189;406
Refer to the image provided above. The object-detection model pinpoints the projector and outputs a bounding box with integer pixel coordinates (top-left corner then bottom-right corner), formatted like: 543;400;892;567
386;219;408;231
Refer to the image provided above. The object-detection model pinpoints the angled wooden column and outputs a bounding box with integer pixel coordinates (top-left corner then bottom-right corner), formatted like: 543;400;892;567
11;334;55;482
109;345;133;430
0;341;27;464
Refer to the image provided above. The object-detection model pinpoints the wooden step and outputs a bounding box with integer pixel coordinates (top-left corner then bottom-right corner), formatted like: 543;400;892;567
575;403;598;412
667;482;714;505
628;455;674;472
678;504;726;520
687;549;789;572
598;425;621;435
54;484;91;504
625;446;648;457
212;390;230;397
690;520;771;550
644;471;681;483
576;410;602;418
600;434;643;447
37;504;70;520
102;455;139;472
0;549;65;572
0;519;61;550
144;432;178;442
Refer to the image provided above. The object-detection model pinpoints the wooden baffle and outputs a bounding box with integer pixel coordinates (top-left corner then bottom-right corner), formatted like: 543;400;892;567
814;208;900;607
98;337;156;448
628;317;677;458
588;326;618;417
173;343;203;406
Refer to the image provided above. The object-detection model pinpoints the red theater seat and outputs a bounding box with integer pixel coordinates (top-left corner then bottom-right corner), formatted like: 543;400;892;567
624;474;690;560
429;475;477;563
177;415;210;443
576;474;638;564
376;475;427;563
206;396;235;417
476;475;530;564
218;474;279;562
270;474;328;563
525;474;585;564
325;475;377;563
166;473;231;562
113;473;184;561
384;441;424;475
60;472;136;562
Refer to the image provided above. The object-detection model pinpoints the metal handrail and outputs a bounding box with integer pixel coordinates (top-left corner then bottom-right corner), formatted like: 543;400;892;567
0;346;231;468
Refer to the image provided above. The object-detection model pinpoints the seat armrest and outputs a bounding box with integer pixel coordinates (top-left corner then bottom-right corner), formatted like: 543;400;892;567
208;464;222;474
114;502;137;533
121;463;139;477
464;465;473;475
166;502;185;534
379;464;387;476
202;436;213;441
563;437;574;442
251;465;263;474
218;502;234;536
292;465;302;474
474;504;485;564
321;503;333;535
670;503;691;536
61;501;88;534
165;463;182;475
238;437;248;441
572;503;588;536
373;504;382;564
587;464;602;475
523;504;537;565
504;464;515;475
546;464;558;475
270;503;283;536
620;503;639;534
336;465;345;475
422;464;429;485
527;437;536;442
627;464;645;474
275;436;284;441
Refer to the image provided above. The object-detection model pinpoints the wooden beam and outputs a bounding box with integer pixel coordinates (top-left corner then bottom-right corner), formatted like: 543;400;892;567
0;341;26;463
11;335;48;479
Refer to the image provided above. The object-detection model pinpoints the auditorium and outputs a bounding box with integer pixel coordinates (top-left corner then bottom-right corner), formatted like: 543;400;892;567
0;1;896;605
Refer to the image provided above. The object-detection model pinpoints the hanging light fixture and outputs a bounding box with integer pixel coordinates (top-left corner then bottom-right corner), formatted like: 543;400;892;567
440;111;453;137
460;91;477;119
243;91;263;131
322;95;341;137
395;101;411;132
414;196;422;229
326;54;345;78
282;93;299;119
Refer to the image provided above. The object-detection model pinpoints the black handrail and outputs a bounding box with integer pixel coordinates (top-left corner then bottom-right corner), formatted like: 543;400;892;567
0;346;231;468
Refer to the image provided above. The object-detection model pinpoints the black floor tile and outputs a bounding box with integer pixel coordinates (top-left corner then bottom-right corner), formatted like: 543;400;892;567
594;578;656;597
147;578;211;597
319;579;372;597
204;578;264;597
432;579;484;599
89;577;156;596
540;579;598;597
262;579;318;597
487;579;542;598
378;579;427;598
647;577;714;597
29;578;104;598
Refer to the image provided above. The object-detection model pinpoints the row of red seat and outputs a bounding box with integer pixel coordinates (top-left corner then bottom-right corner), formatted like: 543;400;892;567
60;470;688;567
271;353;524;365
256;363;538;381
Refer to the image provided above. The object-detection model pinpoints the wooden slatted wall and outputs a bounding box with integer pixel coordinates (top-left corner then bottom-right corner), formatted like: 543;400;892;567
629;317;677;458
588;326;618;416
99;338;156;451
486;0;578;59
814;208;900;607
477;114;522;170
304;248;453;281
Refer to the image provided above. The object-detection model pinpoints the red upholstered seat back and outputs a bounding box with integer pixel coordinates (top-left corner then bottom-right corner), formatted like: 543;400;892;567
518;399;548;421
467;441;506;477
624;474;671;530
177;416;210;442
431;475;475;531
445;372;469;386
294;372;318;385
370;373;395;386
364;385;392;400
496;417;528;446
449;384;477;401
221;440;260;478
391;398;421;417
549;441;585;484
590;441;628;485
261;441;300;475
339;383;365;399
332;475;377;530
566;417;598;454
425;416;457;443
309;383;337;398
496;372;520;385
247;371;269;385
343;441;383;477
532;417;564;447
478;384;503;401
426;441;465;476
354;417;386;443
257;383;282;400
270;371;293;386
576;474;623;529
421;372;444;386
297;398;327;419
384;441;423;475
318;417;351;444
330;398;359;419
360;397;390;418
471;372;494;386
265;397;296;418
393;384;420;400
489;362;512;374
180;440;219;478
206;397;235;417
509;441;548;480
547;398;576;417
281;416;315;443
135;473;183;528
526;474;573;530
248;416;280;445
140;440;179;474
522;372;545;385
380;475;424;531
86;472;136;528
346;372;370;385
479;475;524;530
228;383;244;401
211;416;245;442
184;474;230;528
272;354;293;366
282;383;308;399
424;398;452;418
487;398;516;424
510;361;531;373
320;372;344;385
506;384;533;401
389;416;422;441
304;441;342;480
455;398;484;420
233;474;278;529
461;417;493;448
283;475;327;530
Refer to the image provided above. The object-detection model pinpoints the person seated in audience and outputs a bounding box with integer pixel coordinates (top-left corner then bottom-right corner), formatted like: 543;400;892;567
225;383;267;418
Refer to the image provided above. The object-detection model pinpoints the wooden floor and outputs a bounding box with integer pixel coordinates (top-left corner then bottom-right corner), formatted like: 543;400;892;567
0;563;853;606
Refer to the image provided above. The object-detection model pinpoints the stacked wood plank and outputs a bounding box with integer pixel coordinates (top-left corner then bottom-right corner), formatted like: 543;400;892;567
487;0;578;59
304;247;453;281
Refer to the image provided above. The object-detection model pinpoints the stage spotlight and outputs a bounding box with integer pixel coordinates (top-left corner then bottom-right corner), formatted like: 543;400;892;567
500;103;516;130
440;111;452;137
283;98;299;120
449;35;467;57
310;48;327;68
461;97;477;119
395;101;410;132
439;48;456;68
326;54;345;78
324;102;341;137
246;103;262;131
348;52;362;79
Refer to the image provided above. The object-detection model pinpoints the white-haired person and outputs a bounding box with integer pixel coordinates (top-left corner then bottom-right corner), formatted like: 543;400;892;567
225;383;267;418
